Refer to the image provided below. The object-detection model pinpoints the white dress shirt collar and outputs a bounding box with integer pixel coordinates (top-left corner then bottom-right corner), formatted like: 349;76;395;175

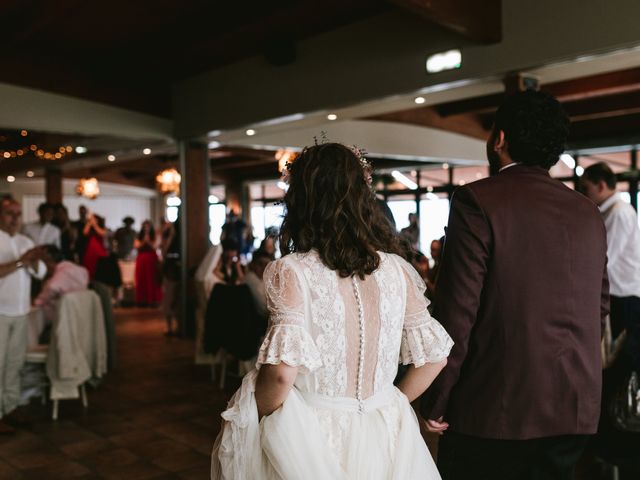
598;192;619;213
499;162;519;172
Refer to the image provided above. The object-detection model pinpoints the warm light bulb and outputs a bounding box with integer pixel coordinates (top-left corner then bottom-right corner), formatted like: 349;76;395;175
143;148;151;155
327;114;337;121
414;97;426;104
108;155;116;162
7;176;15;183
245;129;256;136
26;171;34;178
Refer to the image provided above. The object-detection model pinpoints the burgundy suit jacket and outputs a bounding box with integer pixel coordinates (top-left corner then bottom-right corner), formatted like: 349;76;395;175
422;164;609;440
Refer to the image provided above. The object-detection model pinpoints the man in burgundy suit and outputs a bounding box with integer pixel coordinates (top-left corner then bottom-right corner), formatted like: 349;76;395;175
422;91;609;479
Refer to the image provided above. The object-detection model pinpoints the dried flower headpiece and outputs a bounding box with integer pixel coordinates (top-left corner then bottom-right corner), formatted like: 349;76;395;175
279;133;374;194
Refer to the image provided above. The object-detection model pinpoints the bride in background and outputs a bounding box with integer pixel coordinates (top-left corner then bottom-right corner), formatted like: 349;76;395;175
211;142;453;479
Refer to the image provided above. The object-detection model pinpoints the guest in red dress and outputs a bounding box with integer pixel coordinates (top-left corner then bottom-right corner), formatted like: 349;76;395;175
82;213;108;280
135;220;162;306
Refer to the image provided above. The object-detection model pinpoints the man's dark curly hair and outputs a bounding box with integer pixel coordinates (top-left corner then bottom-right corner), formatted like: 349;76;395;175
494;90;570;170
279;142;404;278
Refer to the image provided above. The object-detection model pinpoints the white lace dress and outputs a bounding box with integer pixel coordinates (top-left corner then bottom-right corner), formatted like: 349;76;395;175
211;251;453;480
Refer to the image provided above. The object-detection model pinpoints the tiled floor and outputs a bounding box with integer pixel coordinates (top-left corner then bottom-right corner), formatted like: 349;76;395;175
0;308;230;480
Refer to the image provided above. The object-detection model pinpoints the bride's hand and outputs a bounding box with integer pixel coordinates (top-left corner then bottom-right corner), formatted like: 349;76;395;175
422;416;449;435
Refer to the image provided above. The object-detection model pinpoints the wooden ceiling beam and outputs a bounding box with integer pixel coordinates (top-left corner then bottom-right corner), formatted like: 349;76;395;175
569;112;640;141
563;90;640;121
369;107;489;139
436;67;640;117
387;0;501;43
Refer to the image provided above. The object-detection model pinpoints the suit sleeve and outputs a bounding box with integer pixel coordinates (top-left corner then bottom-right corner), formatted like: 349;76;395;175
421;185;492;421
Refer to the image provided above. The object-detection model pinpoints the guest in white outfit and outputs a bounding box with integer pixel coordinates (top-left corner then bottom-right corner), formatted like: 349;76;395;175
22;202;61;248
242;249;271;319
0;197;46;434
211;143;453;479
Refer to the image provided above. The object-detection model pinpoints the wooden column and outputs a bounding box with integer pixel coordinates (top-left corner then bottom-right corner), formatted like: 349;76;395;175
184;143;210;271
45;167;63;204
225;181;250;222
178;140;210;337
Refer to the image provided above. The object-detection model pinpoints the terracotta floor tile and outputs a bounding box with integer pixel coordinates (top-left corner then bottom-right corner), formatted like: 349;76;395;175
20;460;91;479
176;463;211;480
81;447;139;469
6;452;61;470
108;429;164;447
94;460;167;480
130;438;190;460
59;437;113;458
0;458;24;480
151;449;208;473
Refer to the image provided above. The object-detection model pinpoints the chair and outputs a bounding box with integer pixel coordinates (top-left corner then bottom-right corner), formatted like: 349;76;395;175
25;290;106;420
203;283;266;389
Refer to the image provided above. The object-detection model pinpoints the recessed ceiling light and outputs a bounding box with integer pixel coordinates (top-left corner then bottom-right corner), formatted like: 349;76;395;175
426;49;462;73
246;129;256;136
327;114;337;121
26;171;34;178
414;96;426;104
20;130;28;137
107;155;116;162
442;163;450;170
7;176;15;183
75;146;87;154
208;141;221;149
143;148;151;155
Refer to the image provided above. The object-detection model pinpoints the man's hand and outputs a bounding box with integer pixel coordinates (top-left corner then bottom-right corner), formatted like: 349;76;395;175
20;246;45;268
423;416;449;435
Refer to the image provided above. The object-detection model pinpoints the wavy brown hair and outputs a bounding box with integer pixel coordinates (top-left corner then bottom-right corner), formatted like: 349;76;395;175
279;142;404;278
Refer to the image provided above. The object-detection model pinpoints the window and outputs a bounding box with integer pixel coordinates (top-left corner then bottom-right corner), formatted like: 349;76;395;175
209;203;226;244
419;195;449;256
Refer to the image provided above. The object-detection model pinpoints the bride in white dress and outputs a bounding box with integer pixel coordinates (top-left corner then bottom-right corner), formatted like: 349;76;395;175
211;142;453;479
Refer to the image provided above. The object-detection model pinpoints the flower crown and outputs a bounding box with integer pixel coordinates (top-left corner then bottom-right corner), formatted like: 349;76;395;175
282;132;372;178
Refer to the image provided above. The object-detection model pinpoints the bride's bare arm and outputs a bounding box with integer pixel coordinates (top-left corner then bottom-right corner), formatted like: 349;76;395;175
396;359;447;403
255;363;299;418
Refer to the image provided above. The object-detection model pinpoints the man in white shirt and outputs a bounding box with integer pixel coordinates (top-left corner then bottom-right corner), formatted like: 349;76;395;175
0;197;46;433
582;162;640;370
22;202;61;248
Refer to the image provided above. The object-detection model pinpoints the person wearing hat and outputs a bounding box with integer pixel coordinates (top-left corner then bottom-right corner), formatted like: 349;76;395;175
114;216;137;260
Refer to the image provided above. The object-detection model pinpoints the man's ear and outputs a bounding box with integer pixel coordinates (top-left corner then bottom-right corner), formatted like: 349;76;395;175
598;180;608;193
493;130;506;152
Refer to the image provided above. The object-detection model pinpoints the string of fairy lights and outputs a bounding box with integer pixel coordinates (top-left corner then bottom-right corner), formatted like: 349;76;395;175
0;130;75;161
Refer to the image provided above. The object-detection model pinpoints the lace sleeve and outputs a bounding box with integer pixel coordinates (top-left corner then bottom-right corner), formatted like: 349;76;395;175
398;259;453;367
256;259;322;373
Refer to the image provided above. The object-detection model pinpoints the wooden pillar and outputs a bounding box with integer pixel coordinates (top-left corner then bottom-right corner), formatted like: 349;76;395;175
184;143;210;271
178;140;210;337
45;167;63;204
226;181;250;222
